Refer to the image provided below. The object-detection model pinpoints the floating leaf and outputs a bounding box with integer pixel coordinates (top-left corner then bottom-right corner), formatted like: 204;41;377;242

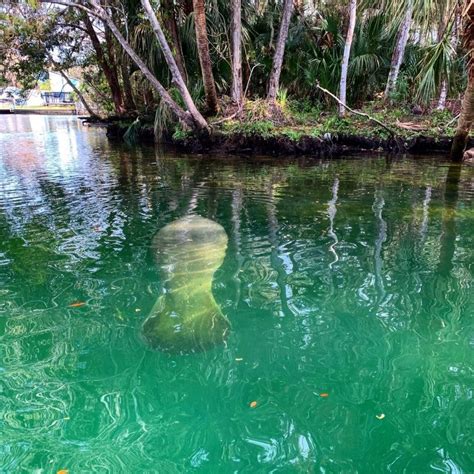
249;401;257;408
320;393;329;398
57;470;69;474
69;302;86;308
376;413;385;420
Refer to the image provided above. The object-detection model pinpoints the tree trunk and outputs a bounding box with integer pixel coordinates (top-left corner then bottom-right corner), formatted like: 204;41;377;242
339;0;357;117
437;80;448;110
120;55;136;112
230;0;243;108
104;24;121;95
82;13;126;115
267;0;294;102
141;0;208;129
437;14;459;111
451;72;474;161
161;0;188;83
384;0;413;100
451;3;474;162
93;3;194;128
55;65;98;118
192;0;218;114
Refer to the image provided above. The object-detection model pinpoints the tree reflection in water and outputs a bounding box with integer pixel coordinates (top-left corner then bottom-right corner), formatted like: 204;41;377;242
0;117;473;472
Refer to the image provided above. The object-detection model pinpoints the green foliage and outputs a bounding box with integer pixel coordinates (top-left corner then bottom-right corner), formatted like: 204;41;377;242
430;109;452;127
277;88;288;109
39;78;51;91
239;120;275;137
281;128;303;141
416;24;457;105
154;85;202;140
1;0;465;131
320;115;350;134
287;99;321;125
123;118;142;144
388;72;411;103
222;119;275;137
172;126;191;141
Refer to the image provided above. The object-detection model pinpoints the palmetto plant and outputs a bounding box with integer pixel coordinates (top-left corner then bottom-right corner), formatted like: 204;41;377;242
416;23;459;105
349;12;394;102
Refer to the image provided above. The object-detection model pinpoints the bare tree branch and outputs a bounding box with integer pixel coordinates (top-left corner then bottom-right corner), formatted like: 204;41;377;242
316;83;396;137
39;0;102;19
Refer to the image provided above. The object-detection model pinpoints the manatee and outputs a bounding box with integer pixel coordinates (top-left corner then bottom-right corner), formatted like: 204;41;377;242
142;215;230;353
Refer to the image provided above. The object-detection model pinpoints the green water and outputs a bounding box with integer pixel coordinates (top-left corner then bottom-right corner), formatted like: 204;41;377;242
0;116;473;473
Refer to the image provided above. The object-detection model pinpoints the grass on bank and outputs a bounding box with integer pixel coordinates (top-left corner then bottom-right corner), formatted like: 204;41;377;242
169;98;459;143
115;97;459;145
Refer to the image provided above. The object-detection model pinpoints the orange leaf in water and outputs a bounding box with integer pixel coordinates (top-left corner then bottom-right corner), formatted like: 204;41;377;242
69;301;86;308
57;470;69;474
249;401;257;408
320;393;329;398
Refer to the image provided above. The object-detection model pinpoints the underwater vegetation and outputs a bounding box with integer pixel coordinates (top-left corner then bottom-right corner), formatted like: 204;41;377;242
142;215;230;353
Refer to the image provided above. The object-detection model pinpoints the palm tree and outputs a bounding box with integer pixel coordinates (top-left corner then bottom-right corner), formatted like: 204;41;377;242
384;0;413;100
451;1;474;162
32;0;468;131
437;11;459;110
193;0;218;114
267;0;294;103
141;0;209;128
339;0;357;117
230;0;243;108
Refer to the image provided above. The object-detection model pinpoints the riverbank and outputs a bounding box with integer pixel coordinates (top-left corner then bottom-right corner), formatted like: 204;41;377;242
168;131;462;155
105;101;467;156
0;105;77;115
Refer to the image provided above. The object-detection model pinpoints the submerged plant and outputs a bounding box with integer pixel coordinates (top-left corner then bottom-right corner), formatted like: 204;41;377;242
123;118;141;144
142;215;230;353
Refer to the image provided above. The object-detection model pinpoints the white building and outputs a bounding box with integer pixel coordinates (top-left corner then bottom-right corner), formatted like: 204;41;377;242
23;71;80;106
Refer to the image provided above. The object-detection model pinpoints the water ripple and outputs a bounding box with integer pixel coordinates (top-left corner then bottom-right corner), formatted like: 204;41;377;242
0;117;473;472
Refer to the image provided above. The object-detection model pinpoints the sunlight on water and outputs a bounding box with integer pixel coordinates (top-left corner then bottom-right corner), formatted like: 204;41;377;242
0;116;473;472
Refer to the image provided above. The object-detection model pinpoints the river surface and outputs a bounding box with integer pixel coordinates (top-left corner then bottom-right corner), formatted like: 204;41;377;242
0;115;473;473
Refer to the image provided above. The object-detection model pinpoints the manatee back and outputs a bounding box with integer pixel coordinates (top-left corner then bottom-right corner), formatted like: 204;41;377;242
151;215;228;280
143;215;230;353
